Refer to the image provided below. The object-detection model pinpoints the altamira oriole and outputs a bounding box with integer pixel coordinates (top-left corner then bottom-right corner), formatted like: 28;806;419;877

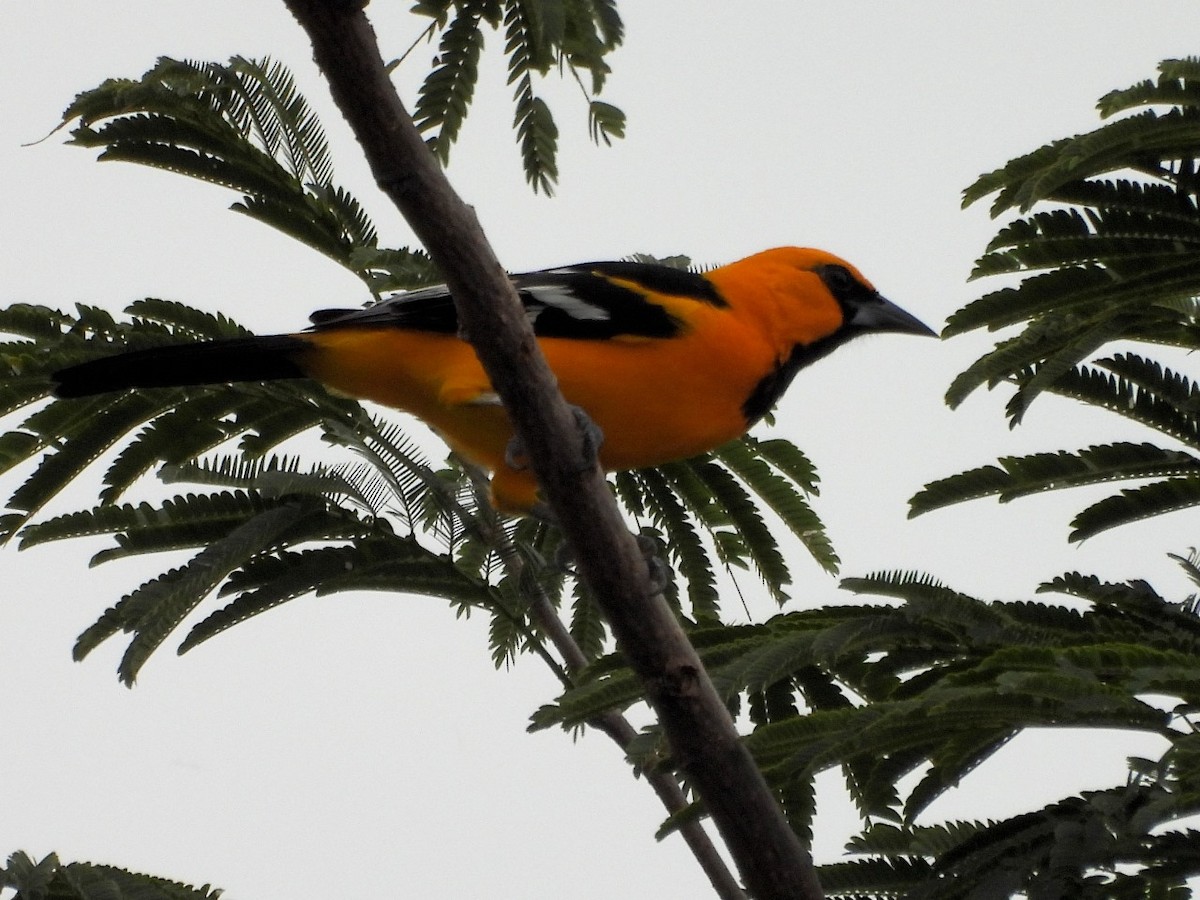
52;247;936;512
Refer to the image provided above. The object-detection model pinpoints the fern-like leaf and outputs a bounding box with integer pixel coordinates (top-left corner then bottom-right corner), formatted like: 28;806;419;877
910;442;1199;517
1;851;224;900
62;56;397;284
935;57;1200;543
413;9;486;161
1070;475;1200;541
715;438;838;574
78;500;329;683
183;531;492;652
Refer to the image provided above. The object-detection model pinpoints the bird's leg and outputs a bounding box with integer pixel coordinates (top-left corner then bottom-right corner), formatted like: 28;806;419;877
504;403;604;473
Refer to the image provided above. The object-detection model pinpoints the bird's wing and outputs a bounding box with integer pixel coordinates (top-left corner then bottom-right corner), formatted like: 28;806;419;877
306;261;728;340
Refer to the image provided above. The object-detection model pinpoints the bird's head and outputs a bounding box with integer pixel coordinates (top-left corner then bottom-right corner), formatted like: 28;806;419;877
733;246;938;343
717;247;939;423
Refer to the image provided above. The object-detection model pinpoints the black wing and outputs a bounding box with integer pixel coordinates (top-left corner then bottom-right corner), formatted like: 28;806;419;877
306;261;727;340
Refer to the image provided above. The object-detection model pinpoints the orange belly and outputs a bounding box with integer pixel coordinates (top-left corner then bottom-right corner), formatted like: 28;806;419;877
298;320;773;511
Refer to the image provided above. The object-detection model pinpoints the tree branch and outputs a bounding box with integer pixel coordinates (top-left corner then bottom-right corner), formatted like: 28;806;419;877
281;3;824;897
480;508;745;900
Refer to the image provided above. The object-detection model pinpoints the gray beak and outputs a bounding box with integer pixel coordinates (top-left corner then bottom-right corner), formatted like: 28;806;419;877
850;294;940;338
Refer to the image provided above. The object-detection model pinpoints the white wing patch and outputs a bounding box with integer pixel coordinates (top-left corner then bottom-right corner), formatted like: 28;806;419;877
386;284;453;303
466;391;503;406
523;284;611;322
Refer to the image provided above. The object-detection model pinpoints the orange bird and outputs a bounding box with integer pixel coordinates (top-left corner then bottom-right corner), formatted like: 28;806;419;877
53;247;936;511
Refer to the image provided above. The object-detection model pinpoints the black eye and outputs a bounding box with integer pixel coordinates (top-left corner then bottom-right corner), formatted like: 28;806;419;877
819;265;856;298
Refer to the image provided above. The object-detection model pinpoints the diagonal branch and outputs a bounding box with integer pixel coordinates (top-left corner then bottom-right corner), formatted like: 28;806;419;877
474;501;745;900
281;3;823;897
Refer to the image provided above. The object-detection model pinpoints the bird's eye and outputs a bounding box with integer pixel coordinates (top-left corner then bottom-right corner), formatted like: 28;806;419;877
819;265;857;298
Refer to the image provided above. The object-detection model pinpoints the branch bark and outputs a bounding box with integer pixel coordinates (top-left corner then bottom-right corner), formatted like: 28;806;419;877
482;511;745;900
281;3;825;898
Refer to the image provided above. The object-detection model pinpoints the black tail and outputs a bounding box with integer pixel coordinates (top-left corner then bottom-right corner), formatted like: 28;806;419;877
52;335;312;398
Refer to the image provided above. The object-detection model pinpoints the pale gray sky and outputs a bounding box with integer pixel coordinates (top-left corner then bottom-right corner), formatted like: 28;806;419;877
3;3;1200;898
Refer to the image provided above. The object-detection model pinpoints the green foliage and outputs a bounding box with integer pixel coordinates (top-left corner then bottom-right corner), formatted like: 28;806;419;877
950;57;1200;398
821;56;1200;898
0;55;835;690
0;285;830;679
409;0;625;193
912;58;1200;541
0;851;222;900
61;55;435;297
527;57;1200;899
537;566;1200;895
31;41;1200;900
614;436;835;616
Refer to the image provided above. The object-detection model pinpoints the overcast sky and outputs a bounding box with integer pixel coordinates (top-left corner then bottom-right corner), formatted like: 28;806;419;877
4;4;1200;898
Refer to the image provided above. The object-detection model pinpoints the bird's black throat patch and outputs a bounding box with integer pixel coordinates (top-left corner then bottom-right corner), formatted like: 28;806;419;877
741;332;855;424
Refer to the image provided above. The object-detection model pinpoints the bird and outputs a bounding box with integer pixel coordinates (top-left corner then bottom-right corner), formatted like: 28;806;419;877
52;247;937;512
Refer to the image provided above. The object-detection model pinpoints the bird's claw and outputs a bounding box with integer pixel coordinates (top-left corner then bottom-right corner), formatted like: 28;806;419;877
503;434;529;472
504;404;604;472
571;405;605;467
636;533;671;594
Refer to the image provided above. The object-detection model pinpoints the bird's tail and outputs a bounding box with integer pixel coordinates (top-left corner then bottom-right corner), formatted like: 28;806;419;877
51;335;312;398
